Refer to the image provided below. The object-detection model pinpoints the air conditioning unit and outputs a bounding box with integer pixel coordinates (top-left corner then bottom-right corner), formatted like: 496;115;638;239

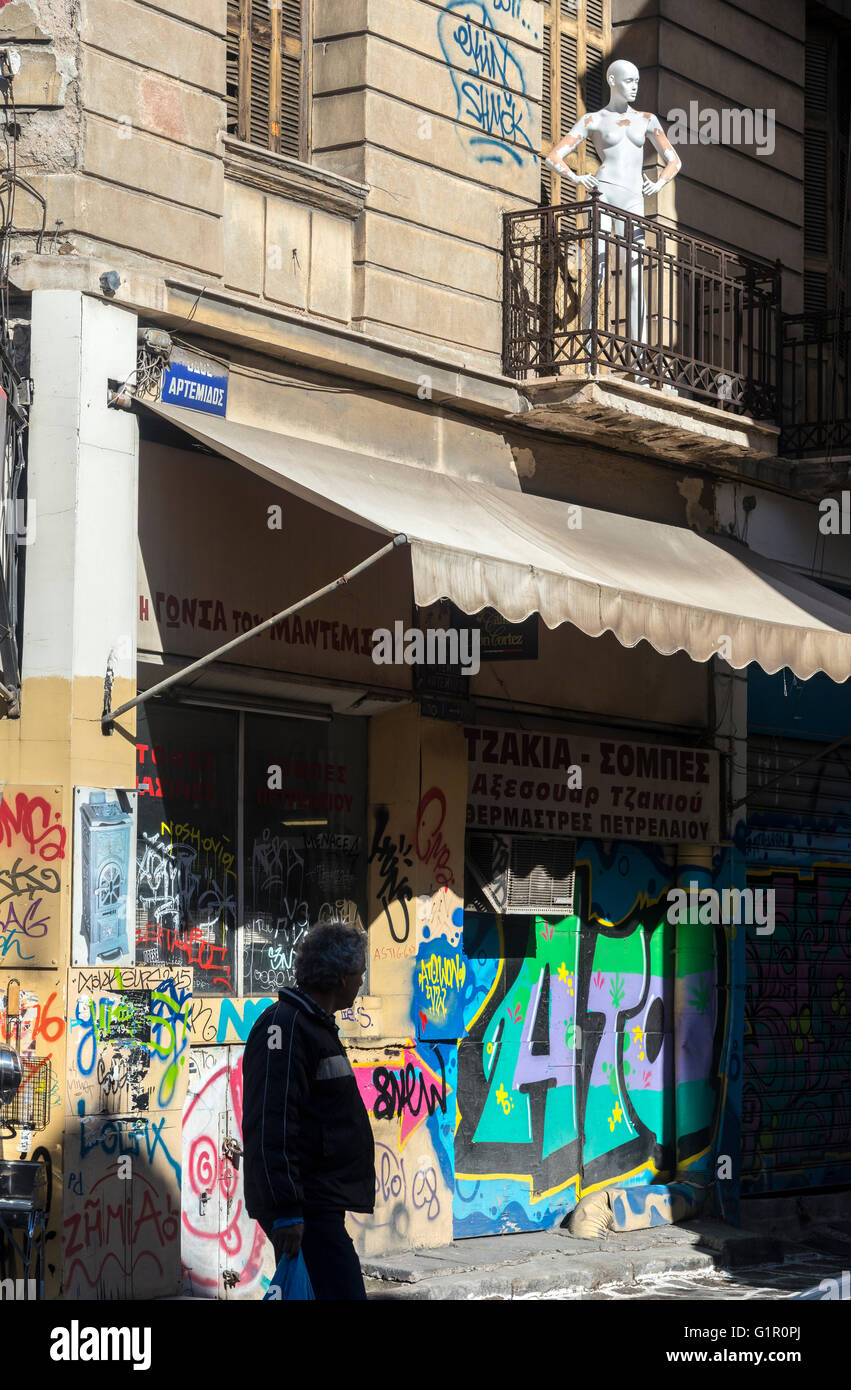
466;833;576;916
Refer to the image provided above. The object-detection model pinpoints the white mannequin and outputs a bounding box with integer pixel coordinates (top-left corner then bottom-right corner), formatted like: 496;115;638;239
545;60;682;361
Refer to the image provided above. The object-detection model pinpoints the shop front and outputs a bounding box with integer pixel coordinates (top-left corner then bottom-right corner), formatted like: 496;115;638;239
51;362;851;1296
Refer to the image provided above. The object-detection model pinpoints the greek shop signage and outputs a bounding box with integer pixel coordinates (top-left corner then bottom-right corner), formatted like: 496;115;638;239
161;350;228;416
465;725;719;845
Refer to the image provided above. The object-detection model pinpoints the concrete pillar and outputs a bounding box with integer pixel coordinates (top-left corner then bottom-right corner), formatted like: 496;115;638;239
23;289;139;783
0;290;139;1296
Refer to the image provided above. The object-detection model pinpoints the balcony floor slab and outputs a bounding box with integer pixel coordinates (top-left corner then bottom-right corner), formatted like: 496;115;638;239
509;371;786;478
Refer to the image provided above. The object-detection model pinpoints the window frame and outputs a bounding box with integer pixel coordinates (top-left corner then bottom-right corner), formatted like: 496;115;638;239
226;0;311;163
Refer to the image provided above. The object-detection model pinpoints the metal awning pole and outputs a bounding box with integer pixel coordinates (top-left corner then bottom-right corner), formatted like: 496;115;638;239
102;532;409;731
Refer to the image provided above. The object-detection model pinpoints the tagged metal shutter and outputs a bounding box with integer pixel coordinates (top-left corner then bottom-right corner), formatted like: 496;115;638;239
741;734;851;1193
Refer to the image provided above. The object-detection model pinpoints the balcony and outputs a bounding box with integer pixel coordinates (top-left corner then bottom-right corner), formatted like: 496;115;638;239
781;312;851;486
502;195;783;470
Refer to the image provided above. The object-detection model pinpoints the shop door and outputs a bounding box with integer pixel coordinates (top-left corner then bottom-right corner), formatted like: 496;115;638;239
181;1048;273;1297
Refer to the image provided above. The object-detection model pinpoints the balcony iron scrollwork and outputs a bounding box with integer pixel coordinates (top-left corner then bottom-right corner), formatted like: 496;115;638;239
503;193;782;423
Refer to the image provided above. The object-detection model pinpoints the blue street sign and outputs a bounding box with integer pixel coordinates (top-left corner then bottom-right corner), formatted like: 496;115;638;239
161;353;228;415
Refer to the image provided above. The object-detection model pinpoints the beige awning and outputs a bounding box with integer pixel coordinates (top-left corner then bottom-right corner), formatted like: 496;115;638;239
145;401;851;683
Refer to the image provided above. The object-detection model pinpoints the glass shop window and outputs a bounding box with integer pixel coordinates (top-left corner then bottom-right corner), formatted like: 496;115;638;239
135;704;367;996
243;713;367;995
136;705;239;995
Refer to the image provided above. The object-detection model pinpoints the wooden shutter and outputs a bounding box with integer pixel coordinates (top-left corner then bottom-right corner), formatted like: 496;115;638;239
539;0;612;206
541;25;553;203
803;27;849;313
227;0;306;158
225;0;241;134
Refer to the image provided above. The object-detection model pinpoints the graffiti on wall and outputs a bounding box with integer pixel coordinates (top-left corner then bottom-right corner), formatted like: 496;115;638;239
451;842;725;1237
67;966;191;1118
742;865;851;1192
62;965;191;1297
0;786;66;967
438;0;537;167
181;1049;272;1298
350;1041;456;1252
63;1109;182;1299
136;821;236;990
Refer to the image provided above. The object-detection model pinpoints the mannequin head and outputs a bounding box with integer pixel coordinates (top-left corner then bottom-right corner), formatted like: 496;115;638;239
606;60;640;107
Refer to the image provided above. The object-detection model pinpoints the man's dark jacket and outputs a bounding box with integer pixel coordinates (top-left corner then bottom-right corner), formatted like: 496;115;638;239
242;987;375;1227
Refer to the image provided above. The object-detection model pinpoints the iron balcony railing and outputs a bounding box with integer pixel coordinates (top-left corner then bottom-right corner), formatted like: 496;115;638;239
503;193;782;420
781;311;851;457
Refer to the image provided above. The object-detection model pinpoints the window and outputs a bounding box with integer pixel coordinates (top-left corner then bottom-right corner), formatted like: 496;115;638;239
136;704;368;996
226;0;307;158
540;0;611;206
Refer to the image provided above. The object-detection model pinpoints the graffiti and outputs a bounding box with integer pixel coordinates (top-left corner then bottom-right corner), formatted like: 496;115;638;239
369;806;414;944
412;1164;441;1222
181;1051;271;1298
0;789;66;966
64;1109;182;1298
0;790;67;861
243;832;309;992
340;999;374;1031
416;943;467;1031
137;923;233;990
67;967;191;1117
0;896;51;961
190;996;275;1045
415;788;456;888
742;866;851;1193
438;1;536;167
0;860;61;908
354;1044;451;1148
452;843;726;1236
136;826;235;990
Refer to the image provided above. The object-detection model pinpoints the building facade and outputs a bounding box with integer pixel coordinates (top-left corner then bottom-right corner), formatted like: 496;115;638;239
0;0;849;1298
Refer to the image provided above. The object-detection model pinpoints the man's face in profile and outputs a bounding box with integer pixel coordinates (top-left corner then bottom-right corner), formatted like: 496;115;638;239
340;962;366;1010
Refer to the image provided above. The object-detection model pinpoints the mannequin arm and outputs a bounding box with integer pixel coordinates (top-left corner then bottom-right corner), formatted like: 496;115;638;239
545;115;599;191
642;115;682;196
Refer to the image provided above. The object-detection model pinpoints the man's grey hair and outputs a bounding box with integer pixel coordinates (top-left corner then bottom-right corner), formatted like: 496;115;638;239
295;921;367;992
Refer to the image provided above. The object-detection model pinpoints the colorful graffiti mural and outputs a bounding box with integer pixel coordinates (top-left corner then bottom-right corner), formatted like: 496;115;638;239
352;835;732;1243
62;965;191;1297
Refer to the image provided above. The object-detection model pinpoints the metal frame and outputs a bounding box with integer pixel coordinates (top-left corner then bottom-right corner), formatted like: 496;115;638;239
503;193;782;421
781;310;851;456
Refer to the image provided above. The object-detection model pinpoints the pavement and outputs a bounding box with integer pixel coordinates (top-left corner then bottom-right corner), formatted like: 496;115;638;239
361;1202;851;1300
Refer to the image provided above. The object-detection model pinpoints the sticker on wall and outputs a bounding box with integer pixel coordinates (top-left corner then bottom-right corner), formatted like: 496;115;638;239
72;788;138;967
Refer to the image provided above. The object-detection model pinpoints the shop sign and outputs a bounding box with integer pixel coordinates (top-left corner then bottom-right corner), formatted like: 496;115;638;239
465;724;719;845
161;350;228;416
450;604;538;661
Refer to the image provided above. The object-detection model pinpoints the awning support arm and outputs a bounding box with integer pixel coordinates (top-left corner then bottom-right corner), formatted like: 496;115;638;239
101;532;409;734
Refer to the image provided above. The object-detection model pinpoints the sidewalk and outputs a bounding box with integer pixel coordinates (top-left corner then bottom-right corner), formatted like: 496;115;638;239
361;1219;787;1300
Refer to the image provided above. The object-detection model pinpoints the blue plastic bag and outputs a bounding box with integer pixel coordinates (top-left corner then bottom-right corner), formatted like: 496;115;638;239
264;1249;315;1301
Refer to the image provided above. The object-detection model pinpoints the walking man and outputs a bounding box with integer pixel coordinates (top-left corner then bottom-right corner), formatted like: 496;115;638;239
242;920;375;1300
